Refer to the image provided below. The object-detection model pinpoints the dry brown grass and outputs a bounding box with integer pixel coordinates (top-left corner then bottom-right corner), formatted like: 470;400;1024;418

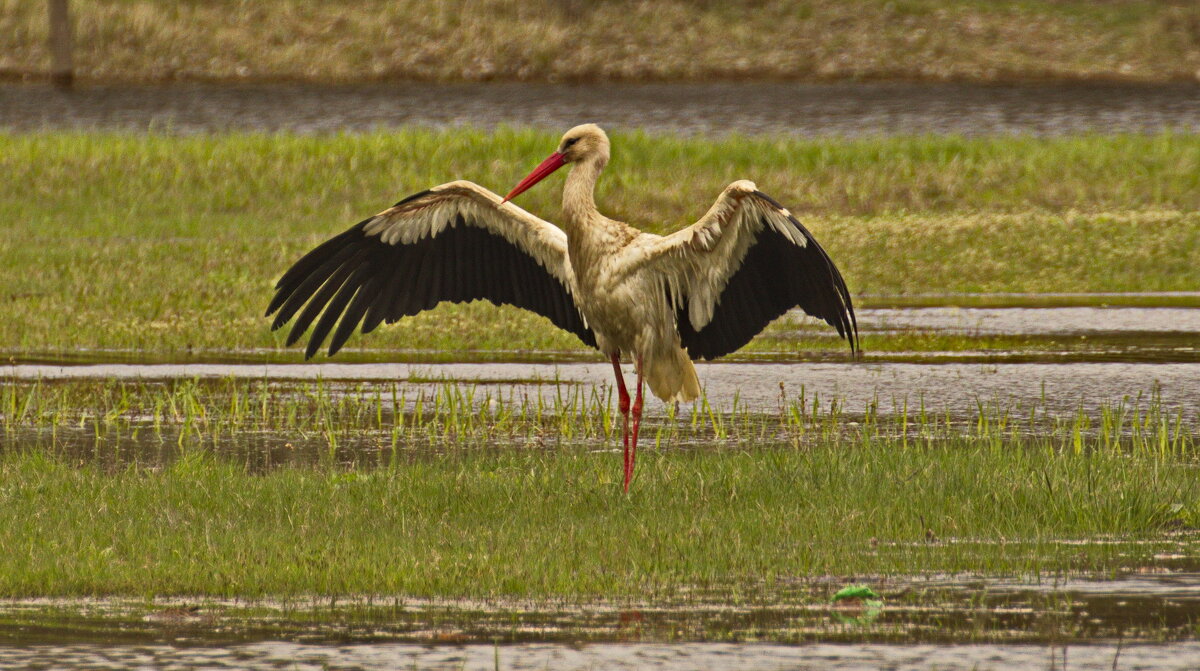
3;0;1200;83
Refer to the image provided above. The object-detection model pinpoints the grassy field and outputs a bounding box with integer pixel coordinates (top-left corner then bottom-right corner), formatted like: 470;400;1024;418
3;0;1200;83
2;129;1198;359
3;128;1198;606
1;378;1195;598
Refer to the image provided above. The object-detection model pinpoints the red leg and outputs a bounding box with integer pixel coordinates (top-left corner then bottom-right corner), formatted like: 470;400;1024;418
625;357;645;492
610;353;631;487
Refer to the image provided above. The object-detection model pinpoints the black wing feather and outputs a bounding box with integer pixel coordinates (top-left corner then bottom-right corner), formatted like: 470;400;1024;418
306;267;368;358
268;205;597;357
330;271;386;353
269;241;362;327
284;254;364;347
677;192;857;360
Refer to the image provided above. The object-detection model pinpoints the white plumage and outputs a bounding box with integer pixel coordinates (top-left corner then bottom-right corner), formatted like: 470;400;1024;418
267;124;857;491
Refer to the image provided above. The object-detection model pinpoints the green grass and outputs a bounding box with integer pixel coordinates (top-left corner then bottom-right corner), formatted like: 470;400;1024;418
2;129;1198;359
3;447;1192;598
1;378;1197;598
4;0;1200;83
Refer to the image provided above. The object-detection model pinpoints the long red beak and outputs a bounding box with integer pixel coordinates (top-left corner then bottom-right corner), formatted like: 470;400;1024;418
502;152;567;203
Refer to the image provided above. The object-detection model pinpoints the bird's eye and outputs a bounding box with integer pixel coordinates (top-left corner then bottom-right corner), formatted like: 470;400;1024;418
563;137;580;149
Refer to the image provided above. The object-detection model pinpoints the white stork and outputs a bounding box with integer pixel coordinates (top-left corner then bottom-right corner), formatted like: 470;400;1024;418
266;124;857;491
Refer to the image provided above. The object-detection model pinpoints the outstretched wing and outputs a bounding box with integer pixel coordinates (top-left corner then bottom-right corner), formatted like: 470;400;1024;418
266;180;597;357
632;180;857;360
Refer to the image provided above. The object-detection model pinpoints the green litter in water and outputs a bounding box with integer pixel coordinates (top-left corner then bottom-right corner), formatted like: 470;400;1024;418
832;585;881;602
831;585;884;626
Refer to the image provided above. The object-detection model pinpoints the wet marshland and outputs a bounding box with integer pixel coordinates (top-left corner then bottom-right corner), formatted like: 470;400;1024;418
3;299;1199;670
8;302;1199;447
4;77;1200;666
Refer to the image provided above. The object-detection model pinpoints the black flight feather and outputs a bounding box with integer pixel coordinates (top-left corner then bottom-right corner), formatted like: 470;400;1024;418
268;193;597;357
677;193;857;360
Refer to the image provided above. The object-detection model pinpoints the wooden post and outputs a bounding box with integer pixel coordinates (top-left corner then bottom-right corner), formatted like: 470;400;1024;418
48;0;74;87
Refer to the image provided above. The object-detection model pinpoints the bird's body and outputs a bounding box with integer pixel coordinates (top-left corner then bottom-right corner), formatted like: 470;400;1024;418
268;124;857;491
559;165;702;403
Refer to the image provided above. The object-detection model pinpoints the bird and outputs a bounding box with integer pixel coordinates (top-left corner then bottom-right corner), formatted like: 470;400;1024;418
266;124;858;492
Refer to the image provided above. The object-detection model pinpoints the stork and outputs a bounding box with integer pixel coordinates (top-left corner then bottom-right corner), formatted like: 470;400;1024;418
266;124;857;491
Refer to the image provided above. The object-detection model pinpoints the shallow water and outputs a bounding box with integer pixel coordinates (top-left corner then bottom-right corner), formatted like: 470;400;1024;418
3;81;1199;136
4;570;1200;669
858;307;1200;336
3;641;1197;671
861;292;1200;309
7;361;1198;422
851;306;1200;364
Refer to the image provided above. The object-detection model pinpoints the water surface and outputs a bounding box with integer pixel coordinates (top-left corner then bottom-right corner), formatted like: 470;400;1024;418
3;640;1195;671
8;361;1197;422
4;570;1200;670
4;81;1199;135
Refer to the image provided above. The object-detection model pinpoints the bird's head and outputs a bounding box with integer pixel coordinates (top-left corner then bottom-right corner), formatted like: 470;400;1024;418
503;124;609;203
556;123;610;165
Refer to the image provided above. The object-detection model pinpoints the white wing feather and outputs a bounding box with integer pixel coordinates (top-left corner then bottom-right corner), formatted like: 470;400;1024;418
361;180;578;289
628;180;803;331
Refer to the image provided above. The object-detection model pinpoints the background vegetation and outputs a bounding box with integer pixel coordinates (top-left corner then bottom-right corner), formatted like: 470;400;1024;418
4;0;1200;83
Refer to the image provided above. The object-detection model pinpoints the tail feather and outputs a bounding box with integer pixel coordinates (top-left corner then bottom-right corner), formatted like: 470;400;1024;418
644;347;701;403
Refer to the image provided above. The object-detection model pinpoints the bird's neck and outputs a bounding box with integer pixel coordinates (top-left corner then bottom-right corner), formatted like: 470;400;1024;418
562;156;604;229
